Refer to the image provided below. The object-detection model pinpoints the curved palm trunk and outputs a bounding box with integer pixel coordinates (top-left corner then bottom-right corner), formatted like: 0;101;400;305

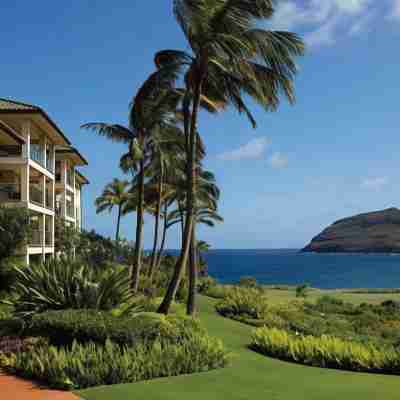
115;204;122;242
187;223;197;315
155;202;168;271
149;167;163;278
158;80;202;315
130;158;145;292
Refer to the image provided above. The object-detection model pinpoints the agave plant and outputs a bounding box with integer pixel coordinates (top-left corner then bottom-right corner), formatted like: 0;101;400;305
5;258;134;318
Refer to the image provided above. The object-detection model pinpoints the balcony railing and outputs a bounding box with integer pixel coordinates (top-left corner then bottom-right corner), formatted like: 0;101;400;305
30;144;45;167
45;232;53;247
30;230;42;247
0;145;22;158
66;203;74;218
66;171;73;187
29;185;43;206
0;183;21;202
45;191;53;210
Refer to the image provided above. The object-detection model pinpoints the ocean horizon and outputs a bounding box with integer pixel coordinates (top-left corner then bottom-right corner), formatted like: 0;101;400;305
165;249;400;289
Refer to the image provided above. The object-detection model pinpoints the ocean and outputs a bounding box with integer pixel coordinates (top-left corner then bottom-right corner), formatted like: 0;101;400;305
201;249;400;289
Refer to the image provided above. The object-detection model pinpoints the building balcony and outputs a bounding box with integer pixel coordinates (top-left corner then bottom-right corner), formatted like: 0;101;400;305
29;185;43;207
30;230;42;247
0;145;22;158
0;183;21;202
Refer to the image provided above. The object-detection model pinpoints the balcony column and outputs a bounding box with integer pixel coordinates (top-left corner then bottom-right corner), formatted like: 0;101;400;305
22;121;30;160
21;165;30;203
41;214;46;262
43;137;47;170
73;168;76;227
42;174;46;207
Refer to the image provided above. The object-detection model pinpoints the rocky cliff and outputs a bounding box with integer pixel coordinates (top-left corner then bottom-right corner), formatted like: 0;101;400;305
303;208;400;253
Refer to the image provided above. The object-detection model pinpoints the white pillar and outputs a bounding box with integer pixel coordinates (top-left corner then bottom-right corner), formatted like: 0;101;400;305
22;121;30;160
42;175;46;207
42;214;46;262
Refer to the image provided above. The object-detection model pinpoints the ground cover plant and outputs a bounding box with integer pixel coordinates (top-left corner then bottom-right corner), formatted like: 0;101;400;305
251;327;400;375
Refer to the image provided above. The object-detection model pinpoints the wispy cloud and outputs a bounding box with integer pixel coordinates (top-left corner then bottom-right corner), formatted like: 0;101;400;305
217;137;270;161
361;177;389;191
389;0;400;18
269;152;289;169
269;0;392;48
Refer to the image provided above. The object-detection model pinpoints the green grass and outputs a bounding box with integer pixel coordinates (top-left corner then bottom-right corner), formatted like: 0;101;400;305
78;292;400;400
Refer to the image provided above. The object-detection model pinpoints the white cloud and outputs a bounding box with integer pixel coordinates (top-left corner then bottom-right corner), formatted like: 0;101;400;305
217;137;270;161
389;0;400;18
269;152;289;169
361;177;389;191
270;0;378;48
348;11;375;36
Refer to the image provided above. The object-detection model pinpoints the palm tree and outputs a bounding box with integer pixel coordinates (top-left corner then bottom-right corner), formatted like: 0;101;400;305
95;179;130;241
157;0;304;314
82;69;180;292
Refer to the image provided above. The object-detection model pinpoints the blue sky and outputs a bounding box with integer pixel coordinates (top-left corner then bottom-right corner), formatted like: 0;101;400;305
2;1;400;249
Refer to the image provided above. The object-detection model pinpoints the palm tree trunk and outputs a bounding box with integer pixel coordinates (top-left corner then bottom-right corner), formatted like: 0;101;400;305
115;205;122;242
187;223;197;315
158;80;202;314
155;202;168;271
130;157;145;292
149;166;163;278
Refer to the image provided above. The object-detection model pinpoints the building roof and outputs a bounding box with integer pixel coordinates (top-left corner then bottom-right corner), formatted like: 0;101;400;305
0;120;25;144
0;98;72;145
56;146;88;166
75;170;90;185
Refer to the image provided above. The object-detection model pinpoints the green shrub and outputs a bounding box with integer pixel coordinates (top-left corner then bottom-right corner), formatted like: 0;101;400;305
197;276;217;293
239;276;258;288
5;258;134;317
216;287;268;320
10;309;203;347
251;327;400;374
204;284;232;299
295;284;310;298
10;335;228;389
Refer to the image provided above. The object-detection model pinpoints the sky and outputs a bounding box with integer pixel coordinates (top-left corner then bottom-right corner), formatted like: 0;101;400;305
2;1;400;249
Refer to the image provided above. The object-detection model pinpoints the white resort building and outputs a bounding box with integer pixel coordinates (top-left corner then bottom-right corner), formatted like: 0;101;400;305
0;98;89;264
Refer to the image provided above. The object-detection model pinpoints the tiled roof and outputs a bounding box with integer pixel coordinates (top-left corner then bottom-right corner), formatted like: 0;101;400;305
0;98;39;111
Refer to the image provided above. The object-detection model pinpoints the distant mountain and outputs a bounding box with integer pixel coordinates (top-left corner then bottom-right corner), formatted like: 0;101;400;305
303;208;400;253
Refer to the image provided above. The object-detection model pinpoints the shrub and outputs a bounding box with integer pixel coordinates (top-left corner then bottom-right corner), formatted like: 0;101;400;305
239;276;258;288
251;327;400;375
9;336;228;389
5;258;134;317
204;284;232;299
9;309;203;347
295;284;310;298
0;207;31;292
216;287;268;320
197;276;217;293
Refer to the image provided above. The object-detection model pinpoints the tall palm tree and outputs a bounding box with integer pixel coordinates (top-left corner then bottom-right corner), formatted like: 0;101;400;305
157;0;304;314
95;179;130;241
82;69;180;292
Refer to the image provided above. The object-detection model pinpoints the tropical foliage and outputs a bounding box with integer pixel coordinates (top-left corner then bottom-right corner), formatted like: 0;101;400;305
81;0;304;316
95;179;130;241
4;258;134;317
8;334;228;390
251;327;400;375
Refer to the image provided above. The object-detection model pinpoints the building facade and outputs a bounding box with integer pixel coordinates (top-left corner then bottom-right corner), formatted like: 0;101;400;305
0;98;89;264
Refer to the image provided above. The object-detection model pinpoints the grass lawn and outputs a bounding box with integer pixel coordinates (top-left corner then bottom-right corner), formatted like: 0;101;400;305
78;291;400;400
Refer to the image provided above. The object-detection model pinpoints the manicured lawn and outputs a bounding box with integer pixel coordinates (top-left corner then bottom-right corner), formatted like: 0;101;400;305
78;293;400;400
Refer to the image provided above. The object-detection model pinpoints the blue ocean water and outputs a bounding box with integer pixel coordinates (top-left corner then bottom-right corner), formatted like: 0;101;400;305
201;249;400;289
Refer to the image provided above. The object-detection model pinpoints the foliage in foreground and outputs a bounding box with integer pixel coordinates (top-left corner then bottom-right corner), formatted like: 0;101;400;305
5;258;134;317
8;335;228;390
216;287;268;320
251;327;400;375
3;309;203;347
